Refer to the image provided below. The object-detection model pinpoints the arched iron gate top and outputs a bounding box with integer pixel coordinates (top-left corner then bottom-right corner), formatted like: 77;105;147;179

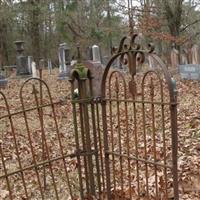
101;33;177;103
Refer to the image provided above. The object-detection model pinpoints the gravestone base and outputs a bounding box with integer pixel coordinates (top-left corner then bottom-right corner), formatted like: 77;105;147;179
58;71;70;80
179;64;200;80
0;75;8;88
16;56;32;77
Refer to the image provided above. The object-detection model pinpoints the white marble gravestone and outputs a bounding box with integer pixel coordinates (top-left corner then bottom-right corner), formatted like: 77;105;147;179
47;59;52;74
58;43;67;73
32;61;37;78
28;56;33;74
92;45;101;63
58;43;71;79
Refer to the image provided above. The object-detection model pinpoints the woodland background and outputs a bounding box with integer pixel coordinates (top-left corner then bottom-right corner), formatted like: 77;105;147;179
0;0;200;66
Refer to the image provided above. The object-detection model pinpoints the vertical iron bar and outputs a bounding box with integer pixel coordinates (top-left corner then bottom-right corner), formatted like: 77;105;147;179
108;82;116;192
160;83;168;199
132;92;140;196
142;86;149;198
124;97;132;199
89;77;101;197
78;80;90;195
150;78;158;198
171;95;179;200
81;80;95;195
95;102;105;191
70;81;84;199
115;77;124;192
102;98;112;200
0;144;13;200
39;68;47;190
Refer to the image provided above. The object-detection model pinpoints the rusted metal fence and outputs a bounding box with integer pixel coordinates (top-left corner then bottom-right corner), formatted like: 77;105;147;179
0;34;179;199
0;78;80;199
101;34;178;200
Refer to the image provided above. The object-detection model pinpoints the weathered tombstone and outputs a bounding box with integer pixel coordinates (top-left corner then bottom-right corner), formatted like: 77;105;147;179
47;59;52;74
191;44;200;64
14;41;31;77
170;45;179;68
102;56;109;66
86;46;93;60
180;49;188;65
0;74;8;89
83;60;104;97
92;45;101;63
179;64;200;80
32;61;37;78
28;56;33;74
58;43;71;79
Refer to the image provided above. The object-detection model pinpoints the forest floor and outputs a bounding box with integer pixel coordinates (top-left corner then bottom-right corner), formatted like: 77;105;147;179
0;69;200;200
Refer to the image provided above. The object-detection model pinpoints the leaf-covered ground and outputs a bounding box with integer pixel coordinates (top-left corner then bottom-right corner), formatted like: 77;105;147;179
0;69;200;199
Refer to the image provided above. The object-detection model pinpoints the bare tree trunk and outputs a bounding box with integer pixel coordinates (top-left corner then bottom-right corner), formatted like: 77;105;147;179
0;3;9;67
29;0;41;66
163;0;183;47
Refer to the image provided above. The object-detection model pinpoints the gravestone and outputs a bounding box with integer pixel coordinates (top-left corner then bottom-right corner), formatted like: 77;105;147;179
47;59;52;74
179;64;200;80
180;49;188;65
83;60;104;97
102;56;109;66
14;41;31;77
58;43;71;79
0;75;8;88
92;45;101;63
86;46;93;60
191;44;200;64
170;46;179;68
32;61;37;78
28;56;33;73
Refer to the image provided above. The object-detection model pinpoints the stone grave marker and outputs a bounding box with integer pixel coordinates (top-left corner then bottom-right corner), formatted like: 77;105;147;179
28;56;33;73
179;64;200;80
191;44;200;64
48;59;52;74
86;46;93;60
170;46;179;68
0;74;8;88
180;49;188;65
14;41;32;77
58;43;71;79
83;60;104;97
32;61;37;78
92;45;101;63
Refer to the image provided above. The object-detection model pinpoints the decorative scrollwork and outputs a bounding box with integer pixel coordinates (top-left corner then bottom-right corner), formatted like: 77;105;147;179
111;33;156;77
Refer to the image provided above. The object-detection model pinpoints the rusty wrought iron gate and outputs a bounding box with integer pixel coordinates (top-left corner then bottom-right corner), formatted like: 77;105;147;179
70;34;179;199
100;35;179;199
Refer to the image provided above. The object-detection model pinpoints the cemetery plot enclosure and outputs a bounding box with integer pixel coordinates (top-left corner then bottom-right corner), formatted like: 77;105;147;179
100;35;178;199
0;78;80;199
0;34;179;199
